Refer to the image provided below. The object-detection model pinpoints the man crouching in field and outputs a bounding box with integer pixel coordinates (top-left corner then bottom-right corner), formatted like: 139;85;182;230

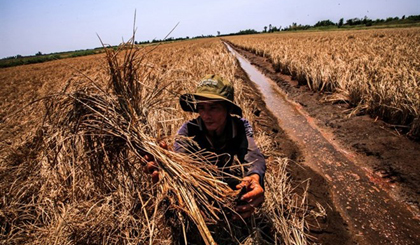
146;74;265;220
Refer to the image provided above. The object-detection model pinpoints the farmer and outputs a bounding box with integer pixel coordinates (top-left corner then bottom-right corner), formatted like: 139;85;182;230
147;74;265;219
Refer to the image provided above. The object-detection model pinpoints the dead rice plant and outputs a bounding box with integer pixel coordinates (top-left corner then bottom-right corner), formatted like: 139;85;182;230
1;37;316;244
226;28;420;138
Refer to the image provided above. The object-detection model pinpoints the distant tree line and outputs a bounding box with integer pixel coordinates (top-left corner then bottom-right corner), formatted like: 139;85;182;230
283;14;420;31
0;49;102;68
0;54;61;68
126;14;420;44
134;29;261;44
2;14;419;68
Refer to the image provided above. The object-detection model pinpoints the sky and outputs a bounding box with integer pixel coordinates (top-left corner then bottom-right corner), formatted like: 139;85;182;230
0;0;419;58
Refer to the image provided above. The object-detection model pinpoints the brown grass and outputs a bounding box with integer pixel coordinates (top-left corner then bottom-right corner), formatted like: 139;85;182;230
0;37;320;244
225;28;420;138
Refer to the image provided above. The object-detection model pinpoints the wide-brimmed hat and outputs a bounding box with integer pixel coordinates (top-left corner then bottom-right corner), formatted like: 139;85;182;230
180;74;242;117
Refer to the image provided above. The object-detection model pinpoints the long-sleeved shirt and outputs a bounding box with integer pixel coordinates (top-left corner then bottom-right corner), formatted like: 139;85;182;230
174;115;266;188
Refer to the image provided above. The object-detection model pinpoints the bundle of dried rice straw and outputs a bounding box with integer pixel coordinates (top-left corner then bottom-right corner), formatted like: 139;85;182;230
54;39;243;244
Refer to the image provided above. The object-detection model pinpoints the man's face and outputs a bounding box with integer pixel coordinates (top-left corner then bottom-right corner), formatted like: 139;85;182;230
197;100;228;134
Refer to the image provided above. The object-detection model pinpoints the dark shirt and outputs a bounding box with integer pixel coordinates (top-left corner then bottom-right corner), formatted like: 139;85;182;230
174;115;266;187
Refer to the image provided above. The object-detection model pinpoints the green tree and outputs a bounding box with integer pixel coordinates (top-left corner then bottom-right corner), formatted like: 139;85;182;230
314;19;335;27
407;15;420;21
338;18;344;27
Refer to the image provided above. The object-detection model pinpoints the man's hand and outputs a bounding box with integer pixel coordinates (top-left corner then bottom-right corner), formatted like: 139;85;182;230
234;174;264;219
144;154;159;183
143;141;168;183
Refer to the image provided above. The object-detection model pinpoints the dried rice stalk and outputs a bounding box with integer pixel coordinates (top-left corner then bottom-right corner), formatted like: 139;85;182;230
43;37;239;245
263;158;313;245
1;35;315;245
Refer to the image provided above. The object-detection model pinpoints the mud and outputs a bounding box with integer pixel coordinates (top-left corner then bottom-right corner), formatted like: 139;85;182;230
227;41;420;244
232;52;355;244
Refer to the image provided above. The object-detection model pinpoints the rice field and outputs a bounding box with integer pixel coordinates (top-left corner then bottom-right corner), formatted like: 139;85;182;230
225;28;420;137
0;38;314;244
2;27;418;244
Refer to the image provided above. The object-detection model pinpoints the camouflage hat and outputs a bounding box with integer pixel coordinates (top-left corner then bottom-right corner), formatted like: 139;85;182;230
180;74;242;117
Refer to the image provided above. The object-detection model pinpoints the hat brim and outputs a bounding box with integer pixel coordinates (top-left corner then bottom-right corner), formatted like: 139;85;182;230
180;93;242;117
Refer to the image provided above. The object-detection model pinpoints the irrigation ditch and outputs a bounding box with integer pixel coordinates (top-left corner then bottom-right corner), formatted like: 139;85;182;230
224;41;420;245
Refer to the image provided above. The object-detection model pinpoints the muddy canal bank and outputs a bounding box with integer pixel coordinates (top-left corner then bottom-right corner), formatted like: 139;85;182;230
230;45;355;244
225;41;420;244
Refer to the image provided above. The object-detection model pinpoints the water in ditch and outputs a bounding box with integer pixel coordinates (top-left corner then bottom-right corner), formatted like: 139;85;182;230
225;43;420;244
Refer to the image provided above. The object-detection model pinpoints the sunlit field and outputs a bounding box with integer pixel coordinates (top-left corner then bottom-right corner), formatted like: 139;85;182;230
2;27;419;244
225;28;420;137
0;39;313;244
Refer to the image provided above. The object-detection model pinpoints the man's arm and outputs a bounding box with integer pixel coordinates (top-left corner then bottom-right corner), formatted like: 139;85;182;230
234;118;266;219
234;173;264;219
241;118;266;187
173;122;190;153
145;121;191;182
143;141;168;183
244;136;266;187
